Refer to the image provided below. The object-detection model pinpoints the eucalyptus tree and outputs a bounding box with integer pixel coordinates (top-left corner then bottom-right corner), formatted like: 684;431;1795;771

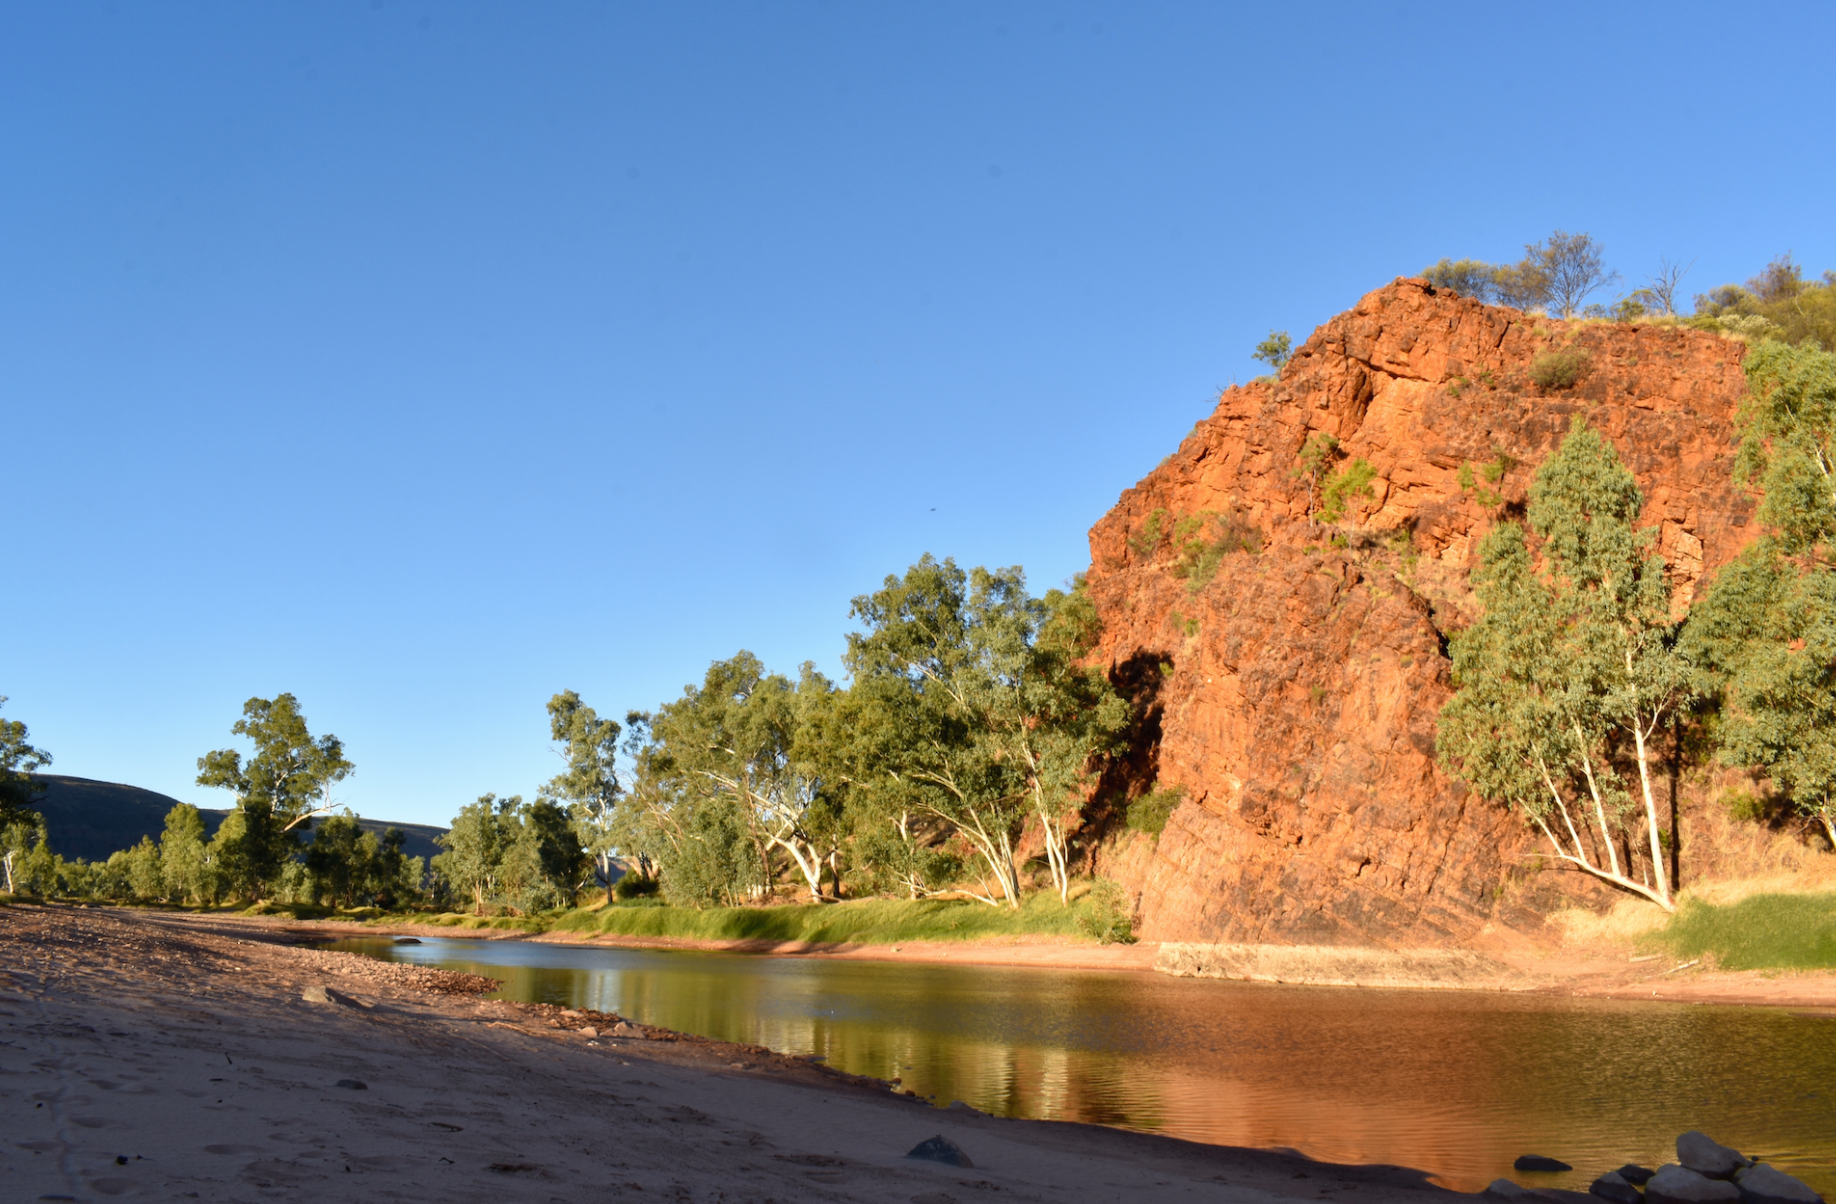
1683;339;1836;847
843;556;1128;907
196;694;353;898
631;654;840;903
159;803;213;904
544;690;624;902
433;793;516;914
0;697;51;892
499;796;590;909
1438;422;1689;909
0;696;51;829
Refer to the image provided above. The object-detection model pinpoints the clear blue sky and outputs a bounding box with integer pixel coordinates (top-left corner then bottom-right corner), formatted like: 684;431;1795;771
6;1;1832;829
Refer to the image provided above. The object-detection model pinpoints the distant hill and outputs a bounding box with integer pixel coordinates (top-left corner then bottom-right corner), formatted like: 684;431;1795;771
26;775;447;865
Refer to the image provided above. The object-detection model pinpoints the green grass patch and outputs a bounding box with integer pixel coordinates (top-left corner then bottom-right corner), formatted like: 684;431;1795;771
1645;892;1836;970
543;892;1105;945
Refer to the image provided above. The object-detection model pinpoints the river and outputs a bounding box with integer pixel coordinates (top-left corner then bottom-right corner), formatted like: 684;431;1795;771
326;936;1836;1195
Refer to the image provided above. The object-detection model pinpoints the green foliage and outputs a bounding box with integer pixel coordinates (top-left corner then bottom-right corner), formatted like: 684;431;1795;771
1682;339;1836;847
613;872;661;900
1074;878;1137;944
1125;782;1185;836
2;815;55;896
1693;255;1836;349
1318;458;1377;522
0;697;51;830
1292;432;1341;519
433;793;584;914
1733;339;1836;555
196;694;353;900
1647;893;1836;970
623;652;837;904
1438;420;1688;909
159;803;214;904
1422;258;1499;303
1529;348;1591;391
1458;453;1512;507
658;791;764;908
1253;330;1292;373
545;890;1107;944
835;556;1129;907
1434;232;1620;317
544;690;625;900
1167;609;1199;638
304;814;423;909
1165;510;1262;590
1127;507;1167;556
1721;790;1769;824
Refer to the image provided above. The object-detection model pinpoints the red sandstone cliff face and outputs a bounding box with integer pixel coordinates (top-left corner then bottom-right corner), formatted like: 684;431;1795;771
1086;279;1756;946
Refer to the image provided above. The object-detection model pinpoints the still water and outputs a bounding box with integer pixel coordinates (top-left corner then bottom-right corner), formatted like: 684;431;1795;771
328;936;1836;1194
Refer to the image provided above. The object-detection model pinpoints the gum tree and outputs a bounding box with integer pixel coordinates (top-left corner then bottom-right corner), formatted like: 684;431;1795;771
842;556;1127;907
544;690;625;903
196;694;353;898
1684;339;1836;847
630;653;840;903
1439;422;1688;909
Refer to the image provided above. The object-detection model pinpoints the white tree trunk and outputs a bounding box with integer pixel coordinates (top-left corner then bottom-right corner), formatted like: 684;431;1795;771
1628;701;1673;909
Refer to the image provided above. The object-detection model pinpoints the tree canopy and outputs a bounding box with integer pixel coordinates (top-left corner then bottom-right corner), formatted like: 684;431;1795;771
196;694;354;899
0;696;51;829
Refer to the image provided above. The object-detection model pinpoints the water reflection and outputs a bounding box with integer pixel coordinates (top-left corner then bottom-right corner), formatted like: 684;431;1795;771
327;937;1836;1195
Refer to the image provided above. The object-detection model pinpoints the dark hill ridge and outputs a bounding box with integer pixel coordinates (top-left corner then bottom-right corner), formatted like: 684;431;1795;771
27;775;447;865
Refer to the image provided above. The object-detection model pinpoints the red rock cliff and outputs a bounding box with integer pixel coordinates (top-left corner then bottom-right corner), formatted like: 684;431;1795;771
1086;279;1756;946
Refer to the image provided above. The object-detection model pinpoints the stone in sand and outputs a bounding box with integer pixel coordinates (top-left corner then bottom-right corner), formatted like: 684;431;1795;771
1590;1170;1643;1204
1517;1156;1574;1173
1484;1179;1545;1200
1733;1164;1825;1204
579;1027;598;1038
1679;1133;1752;1180
334;1079;367;1091
301;985;353;1007
1619;1168;1658;1186
1647;1164;1743;1204
906;1135;974;1168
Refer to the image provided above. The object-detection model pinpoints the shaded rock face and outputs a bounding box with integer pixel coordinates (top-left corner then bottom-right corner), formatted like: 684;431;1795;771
1084;279;1756;946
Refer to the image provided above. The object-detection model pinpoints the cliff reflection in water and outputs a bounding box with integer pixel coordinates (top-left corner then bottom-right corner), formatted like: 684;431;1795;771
328;937;1836;1195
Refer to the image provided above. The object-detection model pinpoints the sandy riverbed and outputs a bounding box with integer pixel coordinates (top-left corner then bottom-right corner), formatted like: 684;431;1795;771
3;903;1475;1203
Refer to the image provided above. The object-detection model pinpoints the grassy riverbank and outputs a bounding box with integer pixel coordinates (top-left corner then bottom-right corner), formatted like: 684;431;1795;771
0;888;1127;946
1645;891;1836;970
392;891;1124;945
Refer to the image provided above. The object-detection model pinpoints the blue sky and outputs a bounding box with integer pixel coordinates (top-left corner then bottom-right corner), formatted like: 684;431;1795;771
6;1;1832;829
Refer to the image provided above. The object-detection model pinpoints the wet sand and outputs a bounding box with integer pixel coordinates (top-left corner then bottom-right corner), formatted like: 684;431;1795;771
2;903;1463;1203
